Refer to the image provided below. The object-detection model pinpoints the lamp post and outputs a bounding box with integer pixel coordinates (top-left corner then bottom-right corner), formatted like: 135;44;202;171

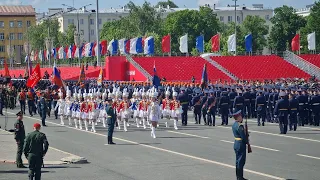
74;31;83;66
23;41;31;75
95;0;100;67
45;37;53;66
232;0;238;56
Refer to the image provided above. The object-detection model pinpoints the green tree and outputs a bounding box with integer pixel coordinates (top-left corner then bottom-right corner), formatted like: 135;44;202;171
268;6;306;52
242;15;269;53
219;22;245;55
65;24;76;45
155;0;178;8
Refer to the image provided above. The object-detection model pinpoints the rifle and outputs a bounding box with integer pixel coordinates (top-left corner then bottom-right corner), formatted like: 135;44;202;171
245;115;252;153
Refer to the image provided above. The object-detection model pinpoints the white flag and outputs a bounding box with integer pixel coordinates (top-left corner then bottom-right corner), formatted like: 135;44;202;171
179;34;188;53
307;32;316;51
58;46;64;59
227;34;236;52
118;38;126;54
30;50;34;61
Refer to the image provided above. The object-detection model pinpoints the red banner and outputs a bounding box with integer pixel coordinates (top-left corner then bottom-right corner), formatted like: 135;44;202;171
291;34;300;51
26;63;41;88
211;34;220;52
100;40;108;55
162;35;171;53
3;59;10;77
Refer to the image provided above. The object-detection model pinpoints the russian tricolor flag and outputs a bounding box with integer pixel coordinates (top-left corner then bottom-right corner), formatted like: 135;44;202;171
52;63;64;88
107;39;118;55
152;62;160;88
85;42;94;57
129;37;143;54
144;36;154;55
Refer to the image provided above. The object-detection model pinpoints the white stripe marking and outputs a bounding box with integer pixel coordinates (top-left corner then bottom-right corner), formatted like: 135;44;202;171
167;130;210;139
220;140;280;152
300;127;320;131
7;112;284;180
297;154;320;160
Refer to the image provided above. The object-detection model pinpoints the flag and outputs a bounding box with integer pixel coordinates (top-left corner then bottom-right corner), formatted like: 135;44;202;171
130;37;143;54
211;34;220;52
152;62;160;88
74;46;80;58
71;45;77;58
3;59;10;77
52;63;64;87
101;40;108;55
179;34;188;53
227;34;236;52
291;34;300;51
26;63;41;88
78;64;86;83
58;46;64;59
107;39;118;55
196;35;204;53
67;45;73;58
125;39;130;54
52;48;57;59
97;67;103;86
84;43;94;57
307;32;316;51
200;64;208;89
30;50;35;61
144;36;154;55
92;42;97;57
119;38;126;54
245;34;253;52
38;50;44;61
162;35;171;53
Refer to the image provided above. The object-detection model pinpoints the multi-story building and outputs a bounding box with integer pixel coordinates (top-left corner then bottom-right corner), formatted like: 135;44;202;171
40;4;273;43
0;5;36;64
295;4;314;17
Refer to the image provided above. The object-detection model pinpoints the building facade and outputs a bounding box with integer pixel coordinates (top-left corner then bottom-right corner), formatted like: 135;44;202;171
0;5;36;64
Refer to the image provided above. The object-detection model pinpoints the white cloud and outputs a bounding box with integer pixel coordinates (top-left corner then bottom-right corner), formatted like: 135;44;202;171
0;0;22;5
197;0;221;6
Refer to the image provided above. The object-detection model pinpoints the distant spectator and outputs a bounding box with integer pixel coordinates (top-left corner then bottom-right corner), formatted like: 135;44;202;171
191;76;195;83
162;77;166;82
86;62;89;70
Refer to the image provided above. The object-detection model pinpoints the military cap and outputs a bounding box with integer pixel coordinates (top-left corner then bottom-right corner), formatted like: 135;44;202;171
231;109;242;117
180;87;186;91
16;111;23;116
279;92;286;97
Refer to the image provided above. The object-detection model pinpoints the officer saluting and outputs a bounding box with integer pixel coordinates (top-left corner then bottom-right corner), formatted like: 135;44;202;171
14;111;26;168
23;123;49;180
231;109;249;180
105;98;116;145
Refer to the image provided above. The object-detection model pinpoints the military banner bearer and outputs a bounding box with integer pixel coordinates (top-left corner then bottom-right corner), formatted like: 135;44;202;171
14;111;26;168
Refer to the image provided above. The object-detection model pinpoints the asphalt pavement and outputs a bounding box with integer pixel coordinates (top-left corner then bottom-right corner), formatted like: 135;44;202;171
1;108;320;180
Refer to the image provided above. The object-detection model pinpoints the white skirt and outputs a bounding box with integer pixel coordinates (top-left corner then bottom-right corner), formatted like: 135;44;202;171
99;110;105;118
121;110;130;119
81;112;88;119
133;110;139;118
171;109;181;118
162;109;171;117
149;114;159;122
88;112;95;120
58;108;64;115
139;110;148;118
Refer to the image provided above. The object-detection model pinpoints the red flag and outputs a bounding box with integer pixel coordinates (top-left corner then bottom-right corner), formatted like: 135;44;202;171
71;45;77;58
100;40;108;55
26;63;41;88
162;35;171;53
211;34;220;52
291;34;300;51
3;59;10;77
125;40;130;54
92;42;97;57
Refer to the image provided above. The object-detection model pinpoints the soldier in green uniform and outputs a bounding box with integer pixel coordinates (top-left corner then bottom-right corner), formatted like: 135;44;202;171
14;111;26;168
39;92;48;126
23;123;49;180
105;98;116;145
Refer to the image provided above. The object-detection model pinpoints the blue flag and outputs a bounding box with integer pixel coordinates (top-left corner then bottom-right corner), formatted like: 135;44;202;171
245;34;252;52
196;35;204;53
201;64;208;89
152;63;160;89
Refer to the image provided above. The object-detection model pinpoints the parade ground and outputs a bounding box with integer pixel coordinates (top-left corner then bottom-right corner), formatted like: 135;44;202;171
1;109;320;180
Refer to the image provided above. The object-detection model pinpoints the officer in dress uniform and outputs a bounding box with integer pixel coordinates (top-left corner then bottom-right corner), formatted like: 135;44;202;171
267;88;275;122
201;90;209;125
250;87;257;118
219;91;230;125
243;88;251;118
14;111;26;168
39;92;48;126
23;123;49;180
231;109;248;180
18;88;26;114
206;90;216;126
229;88;237;113
192;90;202;124
255;91;266;126
105;98;116;144
310;90;320;126
297;89;308;126
289;93;299;131
178;87;189;126
233;89;244;117
274;91;289;134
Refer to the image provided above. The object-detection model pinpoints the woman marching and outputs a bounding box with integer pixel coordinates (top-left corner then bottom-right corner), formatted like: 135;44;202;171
55;89;66;125
138;89;148;129
148;87;161;138
80;90;89;131
162;87;172;128
64;87;73;126
170;88;181;130
119;88;131;132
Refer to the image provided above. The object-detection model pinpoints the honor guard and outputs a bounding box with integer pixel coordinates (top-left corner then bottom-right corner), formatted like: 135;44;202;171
255;91;266;126
106;96;116;145
296;89;307;126
14;111;26;168
310;90;320;126
178;87;189;126
233;89;244;117
206;90;217;126
289;93;299;131
274;91;289;134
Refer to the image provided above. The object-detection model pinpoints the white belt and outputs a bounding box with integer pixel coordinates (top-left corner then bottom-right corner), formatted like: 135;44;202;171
313;103;320;105
299;103;304;105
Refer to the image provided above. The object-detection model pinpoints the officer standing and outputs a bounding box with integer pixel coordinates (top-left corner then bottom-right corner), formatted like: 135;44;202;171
14;111;26;168
274;92;289;134
23;123;49;180
219;91;230;125
178;87;189;126
289;93;299;131
39;92;47;126
297;89;307;126
192;91;202;124
105;98;116;145
310;90;320;126
255;91;266;126
231;109;248;180
206;90;216;126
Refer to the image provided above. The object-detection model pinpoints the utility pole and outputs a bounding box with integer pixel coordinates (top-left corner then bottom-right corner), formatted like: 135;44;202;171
95;0;100;66
233;0;237;56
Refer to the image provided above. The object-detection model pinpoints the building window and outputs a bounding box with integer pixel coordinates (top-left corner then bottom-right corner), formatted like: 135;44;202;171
107;18;111;21
17;21;23;27
0;46;5;52
90;29;94;35
220;16;224;22
9;21;14;28
80;19;84;25
0;21;4;28
26;21;31;27
17;45;23;51
265;15;270;20
98;18;102;24
68;19;74;25
18;33;23;40
228;16;232;22
237;16;240;22
90;19;94;25
0;33;4;40
9;33;15;40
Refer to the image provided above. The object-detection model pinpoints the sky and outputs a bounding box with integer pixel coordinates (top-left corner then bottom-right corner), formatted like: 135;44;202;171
0;0;316;13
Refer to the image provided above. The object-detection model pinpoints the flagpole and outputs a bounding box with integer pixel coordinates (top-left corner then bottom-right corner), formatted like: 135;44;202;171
95;0;101;67
233;0;237;56
169;34;171;57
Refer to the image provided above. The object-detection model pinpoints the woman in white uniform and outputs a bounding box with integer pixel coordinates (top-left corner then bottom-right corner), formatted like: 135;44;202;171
55;89;65;125
148;88;161;138
64;88;73;126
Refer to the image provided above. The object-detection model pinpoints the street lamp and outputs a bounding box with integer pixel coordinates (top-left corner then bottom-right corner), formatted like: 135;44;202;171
232;0;237;56
74;31;83;66
45;37;53;66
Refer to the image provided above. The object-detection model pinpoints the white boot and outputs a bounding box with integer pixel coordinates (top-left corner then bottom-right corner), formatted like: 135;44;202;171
60;116;64;125
123;121;128;132
136;118;140;128
102;118;106;128
151;126;156;138
79;119;83;129
68;117;72;126
84;120;89;131
143;119;146;129
74;118;78;129
174;120;178;130
117;120;121;130
165;122;168;128
91;120;96;133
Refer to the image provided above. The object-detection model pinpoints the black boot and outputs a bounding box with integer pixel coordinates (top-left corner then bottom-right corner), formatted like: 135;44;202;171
109;136;116;145
29;175;34;180
107;136;111;144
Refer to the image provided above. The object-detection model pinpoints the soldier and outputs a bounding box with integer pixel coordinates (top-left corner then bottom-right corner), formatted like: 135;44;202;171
297;89;308;126
206;90;217;126
170;88;180;130
105;97;116;145
14;111;26;168
274;92;289;134
201;90;209;125
231;109;248;180
27;88;35;117
256;91;266;126
8;86;15;109
233;89;244;117
289;93;299;131
23;123;49;180
243;88;251;118
192;90;202;124
178;87;189;126
250;87;257;118
219;91;229;125
310;90;320;126
18;88;26;114
39;92;48;126
119;88;131;132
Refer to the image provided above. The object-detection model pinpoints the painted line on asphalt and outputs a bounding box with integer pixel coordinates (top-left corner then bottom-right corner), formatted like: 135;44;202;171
166;130;210;139
300;126;320;131
220;140;280;152
297;154;320;160
217;126;320;143
9;112;285;180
